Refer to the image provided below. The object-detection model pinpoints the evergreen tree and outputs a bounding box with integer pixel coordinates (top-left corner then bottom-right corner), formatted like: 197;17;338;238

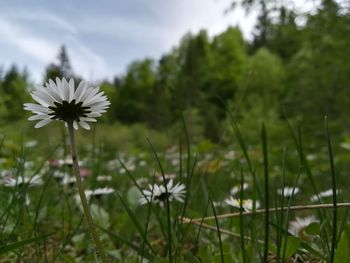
1;65;30;120
44;45;73;81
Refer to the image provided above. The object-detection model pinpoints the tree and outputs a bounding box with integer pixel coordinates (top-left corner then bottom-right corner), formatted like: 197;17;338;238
0;65;30;120
44;45;73;81
284;0;350;131
114;59;157;124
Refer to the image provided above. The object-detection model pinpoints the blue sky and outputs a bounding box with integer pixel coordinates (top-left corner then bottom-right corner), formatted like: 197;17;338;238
0;0;260;83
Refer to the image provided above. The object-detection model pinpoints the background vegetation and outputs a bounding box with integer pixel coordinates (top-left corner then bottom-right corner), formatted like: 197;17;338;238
0;0;349;145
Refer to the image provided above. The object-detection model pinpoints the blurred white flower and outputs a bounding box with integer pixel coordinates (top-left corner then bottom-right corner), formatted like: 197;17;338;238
107;159;120;170
306;154;317;161
96;175;112;182
171;158;180;166
118;162;136;174
24;77;110;130
225;197;260;212
0;169;12;178
139;160;147;167
119;168;126;174
289;216;318;240
62;175;78;185
340;142;350;150
230;183;249;195
139;179;186;205
224;150;236;160
310;189;341;202
24;140;38;148
277;187;300;197
85;187;115;198
156;173;176;182
3;175;43;187
213;201;224;207
136;177;148;186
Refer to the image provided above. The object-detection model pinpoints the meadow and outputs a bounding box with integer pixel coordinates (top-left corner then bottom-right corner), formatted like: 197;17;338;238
0;114;349;262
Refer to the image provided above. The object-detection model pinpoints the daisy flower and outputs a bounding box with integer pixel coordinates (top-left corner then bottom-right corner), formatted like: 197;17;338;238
310;189;341;202
96;175;112;182
224;197;260;212
139;179;186;205
61;175;78;186
289;216;319;240
230;183;249;195
24;140;38;148
24;77;110;130
277;186;300;197
3;175;43;187
156;173;176;182
85;187;115;198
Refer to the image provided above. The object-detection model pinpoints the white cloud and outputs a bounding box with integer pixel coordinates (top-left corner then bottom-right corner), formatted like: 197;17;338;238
0;17;58;63
65;36;112;81
0;1;258;82
73;0;256;57
0;13;110;81
2;9;78;34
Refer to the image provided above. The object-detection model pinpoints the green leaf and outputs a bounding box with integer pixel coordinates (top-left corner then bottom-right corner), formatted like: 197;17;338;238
283;236;301;258
114;192;154;254
270;236;301;259
154;258;170;263
0;232;54;254
98;226;154;261
197;244;212;261
213;252;236;263
334;226;350;263
90;204;110;227
305;222;321;235
127;186;141;206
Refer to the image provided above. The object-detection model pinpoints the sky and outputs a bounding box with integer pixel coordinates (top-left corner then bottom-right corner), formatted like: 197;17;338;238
0;0;317;83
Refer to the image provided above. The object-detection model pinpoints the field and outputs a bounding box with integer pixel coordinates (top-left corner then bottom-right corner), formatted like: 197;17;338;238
1;116;349;262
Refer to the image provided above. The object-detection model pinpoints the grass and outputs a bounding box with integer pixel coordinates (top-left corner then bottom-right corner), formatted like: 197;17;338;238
0;116;349;262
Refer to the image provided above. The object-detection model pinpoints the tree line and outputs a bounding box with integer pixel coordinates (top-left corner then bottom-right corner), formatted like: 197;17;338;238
1;0;350;141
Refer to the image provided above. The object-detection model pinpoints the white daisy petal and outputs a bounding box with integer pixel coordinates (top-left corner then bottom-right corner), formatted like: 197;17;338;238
87;112;102;118
55;78;64;100
82;87;100;106
28;114;50;121
24;103;50;113
46;82;62;102
73;121;78;130
62;78;70;101
79;120;91;130
68;78;75;102
79;85;95;102
34;118;53;128
80;117;97;122
31;93;51;107
83;91;106;106
75;81;88;103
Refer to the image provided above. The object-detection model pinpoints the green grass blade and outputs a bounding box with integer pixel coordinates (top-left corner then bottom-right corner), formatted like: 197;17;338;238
239;168;247;263
98;226;154;261
261;123;269;263
147;138;173;262
325;116;338;263
114;192;155;255
0;232;54;254
210;196;224;263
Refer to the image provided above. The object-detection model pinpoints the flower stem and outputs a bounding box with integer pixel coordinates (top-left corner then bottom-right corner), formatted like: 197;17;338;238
67;121;108;263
